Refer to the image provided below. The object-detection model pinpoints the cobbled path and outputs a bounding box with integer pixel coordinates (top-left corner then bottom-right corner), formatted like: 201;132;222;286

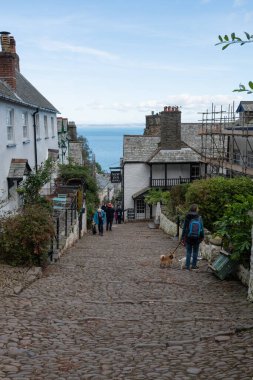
0;222;253;380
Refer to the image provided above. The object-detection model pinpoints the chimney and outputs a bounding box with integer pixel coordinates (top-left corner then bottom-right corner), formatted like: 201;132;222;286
68;121;78;141
0;32;20;90
160;106;181;150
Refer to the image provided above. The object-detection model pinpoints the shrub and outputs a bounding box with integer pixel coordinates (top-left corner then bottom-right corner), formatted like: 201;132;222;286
144;189;170;206
185;177;253;231
0;204;55;267
58;162;99;227
214;194;253;263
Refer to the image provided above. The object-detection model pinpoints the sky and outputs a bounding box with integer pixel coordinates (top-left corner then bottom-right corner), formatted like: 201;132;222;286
1;0;253;124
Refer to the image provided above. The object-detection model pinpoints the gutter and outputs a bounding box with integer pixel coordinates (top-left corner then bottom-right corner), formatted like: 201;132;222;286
32;108;39;172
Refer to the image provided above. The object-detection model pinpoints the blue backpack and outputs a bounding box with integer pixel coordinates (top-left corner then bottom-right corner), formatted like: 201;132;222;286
188;218;202;239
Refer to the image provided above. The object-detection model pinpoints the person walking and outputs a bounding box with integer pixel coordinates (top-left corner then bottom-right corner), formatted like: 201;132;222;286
93;207;106;236
116;205;123;224
106;202;115;231
181;204;204;270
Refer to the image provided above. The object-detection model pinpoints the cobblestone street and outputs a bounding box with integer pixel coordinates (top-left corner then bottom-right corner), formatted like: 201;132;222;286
0;222;253;380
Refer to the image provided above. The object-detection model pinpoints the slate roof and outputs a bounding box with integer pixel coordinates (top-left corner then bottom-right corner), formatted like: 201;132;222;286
0;71;59;113
236;101;253;113
8;158;31;179
132;186;151;199
148;147;201;163
123;135;160;162
123;134;200;164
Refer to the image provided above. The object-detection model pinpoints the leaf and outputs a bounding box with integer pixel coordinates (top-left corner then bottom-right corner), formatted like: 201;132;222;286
224;35;229;41
222;44;230;50
248;81;253;89
218;35;223;42
239;84;246;90
245;31;251;40
231;32;235;40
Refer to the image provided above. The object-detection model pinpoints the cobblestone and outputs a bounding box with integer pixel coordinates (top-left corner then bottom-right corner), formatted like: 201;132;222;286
0;222;253;379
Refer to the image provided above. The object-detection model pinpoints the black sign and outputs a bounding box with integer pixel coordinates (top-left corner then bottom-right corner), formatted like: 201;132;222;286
111;171;121;183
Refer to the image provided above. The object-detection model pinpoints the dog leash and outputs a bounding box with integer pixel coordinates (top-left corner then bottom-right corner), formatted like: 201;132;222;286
170;240;183;257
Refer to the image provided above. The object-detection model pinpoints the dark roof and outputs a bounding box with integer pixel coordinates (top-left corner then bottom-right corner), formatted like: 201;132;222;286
132;186;151;199
123;135;160;161
148;147;201;163
236;101;253;113
0;71;59;113
123;134;200;164
8;158;31;179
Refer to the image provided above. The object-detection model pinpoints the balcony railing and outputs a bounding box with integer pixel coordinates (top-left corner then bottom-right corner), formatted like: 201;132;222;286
151;177;192;188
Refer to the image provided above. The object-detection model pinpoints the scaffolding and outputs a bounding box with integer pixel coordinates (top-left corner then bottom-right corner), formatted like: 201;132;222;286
199;102;253;178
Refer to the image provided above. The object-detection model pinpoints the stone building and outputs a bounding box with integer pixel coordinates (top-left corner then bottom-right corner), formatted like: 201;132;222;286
122;106;204;221
0;32;59;213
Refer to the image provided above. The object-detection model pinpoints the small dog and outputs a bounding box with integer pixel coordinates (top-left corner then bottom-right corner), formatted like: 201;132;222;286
178;257;186;270
160;253;174;268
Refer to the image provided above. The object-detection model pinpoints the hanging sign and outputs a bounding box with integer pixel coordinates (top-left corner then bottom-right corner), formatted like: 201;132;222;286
110;171;121;183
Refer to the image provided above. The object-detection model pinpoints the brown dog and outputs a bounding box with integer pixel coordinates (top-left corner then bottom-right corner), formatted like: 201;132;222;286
160;253;174;268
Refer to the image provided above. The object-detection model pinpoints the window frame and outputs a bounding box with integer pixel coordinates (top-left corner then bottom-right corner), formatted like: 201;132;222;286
6;108;14;142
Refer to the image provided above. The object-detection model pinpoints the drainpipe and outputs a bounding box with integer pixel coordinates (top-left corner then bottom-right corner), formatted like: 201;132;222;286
32;108;39;172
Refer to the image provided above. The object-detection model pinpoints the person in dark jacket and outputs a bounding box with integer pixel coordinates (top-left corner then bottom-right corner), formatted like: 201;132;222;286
106;203;115;231
116;206;123;224
181;204;204;270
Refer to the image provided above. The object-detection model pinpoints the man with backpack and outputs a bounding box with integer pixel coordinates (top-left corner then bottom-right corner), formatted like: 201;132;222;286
181;204;204;270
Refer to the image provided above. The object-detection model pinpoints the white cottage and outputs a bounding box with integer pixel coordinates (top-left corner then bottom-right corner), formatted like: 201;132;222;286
122;107;203;221
0;32;59;212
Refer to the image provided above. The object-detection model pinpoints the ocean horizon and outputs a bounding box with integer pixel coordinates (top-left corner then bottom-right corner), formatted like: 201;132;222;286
77;124;145;171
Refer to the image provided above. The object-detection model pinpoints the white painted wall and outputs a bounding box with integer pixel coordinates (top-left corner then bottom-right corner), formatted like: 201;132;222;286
0;100;58;212
124;162;150;214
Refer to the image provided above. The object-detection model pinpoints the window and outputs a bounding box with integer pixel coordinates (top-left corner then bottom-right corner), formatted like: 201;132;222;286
35;114;40;139
44;115;48;138
21;112;29;139
233;151;240;165
247;153;253;168
191;164;200;179
51;117;55;137
136;198;145;214
6;108;14;142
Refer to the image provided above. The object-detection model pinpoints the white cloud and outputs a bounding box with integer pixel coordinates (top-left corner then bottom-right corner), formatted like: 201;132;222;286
40;39;119;60
77;94;244;123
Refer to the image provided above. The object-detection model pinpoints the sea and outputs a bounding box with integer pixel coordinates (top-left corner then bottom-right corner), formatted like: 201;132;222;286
77;124;145;171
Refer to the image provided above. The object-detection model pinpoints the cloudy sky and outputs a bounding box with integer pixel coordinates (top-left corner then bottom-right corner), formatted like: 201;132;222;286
1;0;252;124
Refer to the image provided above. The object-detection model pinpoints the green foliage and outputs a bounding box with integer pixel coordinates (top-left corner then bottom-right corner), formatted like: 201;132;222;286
0;204;54;267
144;189;170;205
216;32;253;94
77;135;92;164
214;195;253;262
95;162;104;174
58;162;99;226
185;177;253;232
216;32;253;50
168;183;190;216
18;159;55;206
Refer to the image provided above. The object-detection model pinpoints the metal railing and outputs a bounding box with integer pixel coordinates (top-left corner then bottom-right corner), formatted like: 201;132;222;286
151;177;192;188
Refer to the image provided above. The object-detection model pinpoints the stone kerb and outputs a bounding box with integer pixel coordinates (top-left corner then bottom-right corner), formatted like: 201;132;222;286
160;212;252;298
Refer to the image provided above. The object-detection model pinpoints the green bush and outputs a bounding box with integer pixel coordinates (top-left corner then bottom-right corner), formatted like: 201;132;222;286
58;162;99;227
214;195;253;263
144;189;170;206
0;204;55;267
185;177;253;231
